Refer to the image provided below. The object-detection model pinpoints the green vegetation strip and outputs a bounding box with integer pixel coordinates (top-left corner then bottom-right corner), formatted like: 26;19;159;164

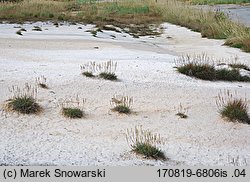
190;0;250;5
0;0;250;52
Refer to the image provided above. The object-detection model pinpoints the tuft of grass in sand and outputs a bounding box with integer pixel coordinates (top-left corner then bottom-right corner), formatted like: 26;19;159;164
80;60;118;80
126;126;166;160
99;72;117;81
176;103;188;119
60;95;85;119
96;60;118;81
5;83;41;114
111;95;133;114
62;107;84;119
229;63;250;71
82;71;95;78
176;55;250;81
36;75;49;89
113;105;131;114
7;96;40;114
216;90;250;124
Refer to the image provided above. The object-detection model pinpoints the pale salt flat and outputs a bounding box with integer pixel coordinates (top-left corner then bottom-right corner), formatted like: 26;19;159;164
0;22;249;166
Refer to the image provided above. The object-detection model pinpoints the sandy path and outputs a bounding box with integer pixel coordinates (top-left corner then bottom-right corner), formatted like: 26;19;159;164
0;22;249;166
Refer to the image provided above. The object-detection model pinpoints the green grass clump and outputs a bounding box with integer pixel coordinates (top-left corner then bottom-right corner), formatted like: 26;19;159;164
126;126;166;160
38;83;48;89
176;112;188;118
105;4;150;15
7;96;40;114
217;91;250;124
177;63;216;80
99;72;117;80
220;100;250;124
82;71;95;77
62;107;84;119
176;59;250;82
229;63;250;71
113;105;131;114
215;68;250;81
133;142;166;160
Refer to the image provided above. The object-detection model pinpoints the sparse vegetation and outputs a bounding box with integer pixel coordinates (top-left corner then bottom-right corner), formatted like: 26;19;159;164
186;0;250;5
62;107;83;118
176;55;250;82
216;90;250;124
96;60;118;81
36;75;48;89
229;63;250;71
82;71;95;77
126;126;166;160
1;0;250;51
81;60;118;80
99;72;117;81
111;95;133;114
176;103;188;119
5;83;41;114
32;26;42;31
80;61;96;78
61;95;85;119
16;29;22;35
158;0;250;52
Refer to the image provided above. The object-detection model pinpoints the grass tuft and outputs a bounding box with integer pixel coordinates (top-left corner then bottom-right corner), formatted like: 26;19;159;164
61;95;86;119
133;142;166;160
126;126;166;160
82;71;95;78
216;90;250;124
111;95;133;114
229;63;250;71
6;83;41;114
99;72;117;80
36;75;48;89
112;105;131;114
176;55;250;82
62;107;84;119
176;112;188;118
32;26;42;31
215;68;250;82
7;96;40;114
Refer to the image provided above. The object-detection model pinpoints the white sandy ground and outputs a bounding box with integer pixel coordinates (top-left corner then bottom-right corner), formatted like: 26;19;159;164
0;22;250;166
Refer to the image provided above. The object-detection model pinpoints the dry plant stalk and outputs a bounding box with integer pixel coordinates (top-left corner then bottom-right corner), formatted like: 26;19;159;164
126;126;165;149
176;103;188;118
96;60;117;74
60;95;86;110
175;53;214;67
80;61;97;74
36;75;48;88
8;83;38;100
216;90;246;109
111;95;133;108
81;60;117;74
